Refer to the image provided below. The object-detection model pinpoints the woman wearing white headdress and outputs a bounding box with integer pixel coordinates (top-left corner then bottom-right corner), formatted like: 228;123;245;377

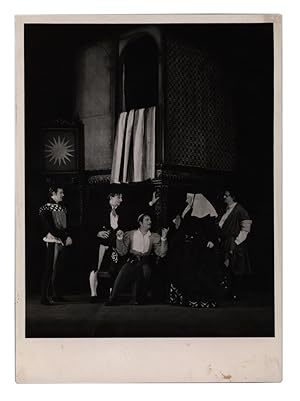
169;193;219;308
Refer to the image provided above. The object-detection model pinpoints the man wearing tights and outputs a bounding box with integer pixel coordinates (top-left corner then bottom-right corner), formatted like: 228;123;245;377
39;184;72;305
89;188;159;303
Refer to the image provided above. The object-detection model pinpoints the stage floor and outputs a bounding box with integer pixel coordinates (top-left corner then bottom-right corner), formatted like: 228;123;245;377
25;294;274;337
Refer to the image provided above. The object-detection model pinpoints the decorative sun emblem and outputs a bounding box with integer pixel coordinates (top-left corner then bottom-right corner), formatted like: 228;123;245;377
44;136;75;166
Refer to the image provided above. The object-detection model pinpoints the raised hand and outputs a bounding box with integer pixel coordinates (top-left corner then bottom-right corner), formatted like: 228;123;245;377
97;230;110;239
116;230;124;240
151;191;160;206
173;214;181;230
161;227;169;239
65;236;73;246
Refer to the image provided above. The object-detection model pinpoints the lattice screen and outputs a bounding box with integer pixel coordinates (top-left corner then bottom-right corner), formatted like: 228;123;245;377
165;37;236;171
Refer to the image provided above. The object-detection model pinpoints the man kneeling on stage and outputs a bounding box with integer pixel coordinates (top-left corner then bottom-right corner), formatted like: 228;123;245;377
105;214;169;306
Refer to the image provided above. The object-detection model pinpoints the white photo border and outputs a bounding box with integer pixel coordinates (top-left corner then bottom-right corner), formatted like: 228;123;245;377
15;14;282;383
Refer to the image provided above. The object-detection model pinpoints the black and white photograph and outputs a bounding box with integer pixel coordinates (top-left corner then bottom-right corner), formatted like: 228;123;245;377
15;14;282;382
24;20;275;337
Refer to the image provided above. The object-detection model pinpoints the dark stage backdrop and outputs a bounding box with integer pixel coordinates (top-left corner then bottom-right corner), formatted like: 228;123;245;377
24;24;274;297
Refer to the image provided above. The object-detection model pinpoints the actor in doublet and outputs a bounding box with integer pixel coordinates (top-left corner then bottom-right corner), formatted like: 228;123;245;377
39;185;72;305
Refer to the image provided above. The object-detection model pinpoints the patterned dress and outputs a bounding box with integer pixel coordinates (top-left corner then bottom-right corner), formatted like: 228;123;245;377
168;211;219;308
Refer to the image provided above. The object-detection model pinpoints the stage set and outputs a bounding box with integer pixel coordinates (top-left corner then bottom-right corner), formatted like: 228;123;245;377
25;23;274;337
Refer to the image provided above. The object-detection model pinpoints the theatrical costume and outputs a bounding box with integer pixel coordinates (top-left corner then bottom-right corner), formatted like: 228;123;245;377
89;197;157;301
168;194;220;308
88;203;127;301
218;202;252;294
39;200;70;304
107;229;168;304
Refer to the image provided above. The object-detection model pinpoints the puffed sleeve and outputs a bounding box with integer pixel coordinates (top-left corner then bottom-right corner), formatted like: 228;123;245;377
116;230;132;256
234;205;252;246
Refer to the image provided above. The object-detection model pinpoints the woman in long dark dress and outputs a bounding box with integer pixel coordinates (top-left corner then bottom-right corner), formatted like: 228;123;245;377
168;193;220;308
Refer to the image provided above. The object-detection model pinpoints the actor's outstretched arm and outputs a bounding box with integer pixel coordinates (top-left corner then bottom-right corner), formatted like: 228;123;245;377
116;230;131;256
